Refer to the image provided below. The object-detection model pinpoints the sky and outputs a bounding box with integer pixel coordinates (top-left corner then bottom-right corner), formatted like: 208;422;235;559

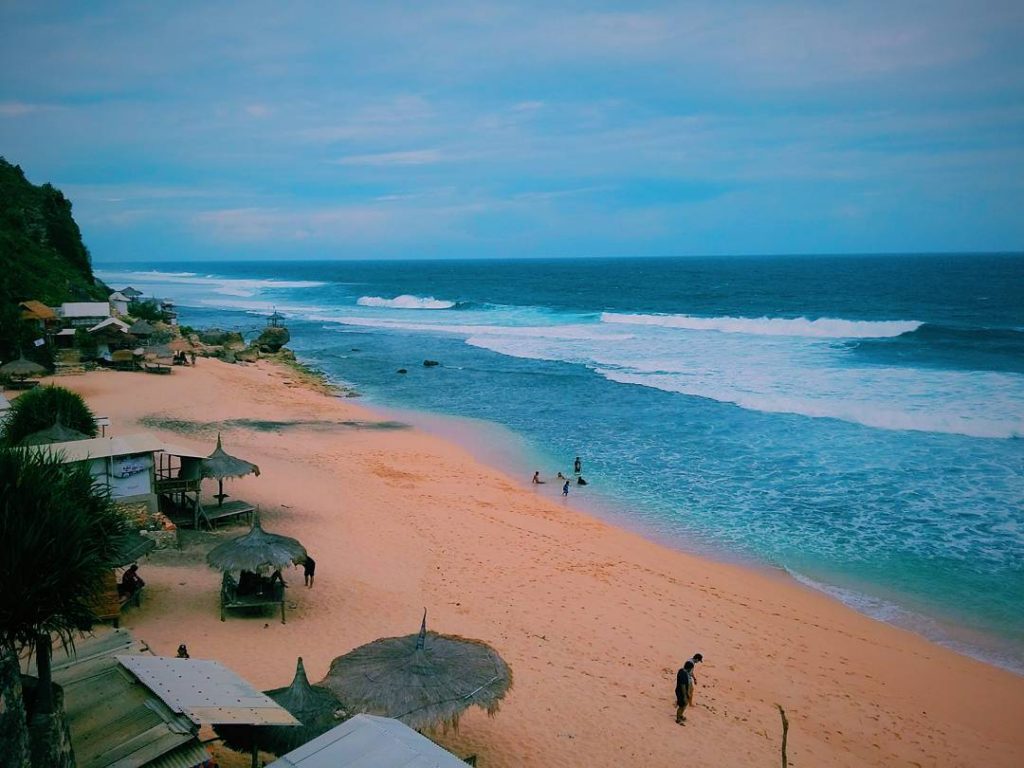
1;1;1022;262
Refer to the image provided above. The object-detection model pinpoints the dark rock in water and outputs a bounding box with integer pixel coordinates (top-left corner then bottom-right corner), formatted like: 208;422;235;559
397;368;407;374
423;359;440;367
351;348;361;352
256;325;290;353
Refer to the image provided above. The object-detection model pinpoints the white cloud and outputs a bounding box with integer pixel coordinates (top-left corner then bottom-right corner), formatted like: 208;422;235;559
331;149;446;167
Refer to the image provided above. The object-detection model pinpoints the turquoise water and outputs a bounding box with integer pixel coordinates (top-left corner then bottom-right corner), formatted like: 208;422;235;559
97;255;1024;672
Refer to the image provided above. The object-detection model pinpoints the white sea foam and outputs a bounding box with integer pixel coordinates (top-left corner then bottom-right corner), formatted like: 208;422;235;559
601;312;922;338
357;295;456;310
785;569;1024;675
465;324;1024;440
95;268;326;298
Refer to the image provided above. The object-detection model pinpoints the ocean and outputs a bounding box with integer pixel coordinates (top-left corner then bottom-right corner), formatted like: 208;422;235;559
96;254;1024;673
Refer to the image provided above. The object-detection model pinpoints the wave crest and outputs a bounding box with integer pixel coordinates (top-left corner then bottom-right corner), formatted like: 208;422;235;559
357;295;455;310
601;312;922;339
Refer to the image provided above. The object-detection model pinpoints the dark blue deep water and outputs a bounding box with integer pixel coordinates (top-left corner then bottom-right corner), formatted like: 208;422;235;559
98;254;1024;672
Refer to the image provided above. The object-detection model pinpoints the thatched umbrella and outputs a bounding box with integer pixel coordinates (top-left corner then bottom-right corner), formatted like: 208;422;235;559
20;414;90;446
169;338;193;352
0;354;46;380
214;657;349;759
206;517;306;574
319;611;512;732
201;433;260;505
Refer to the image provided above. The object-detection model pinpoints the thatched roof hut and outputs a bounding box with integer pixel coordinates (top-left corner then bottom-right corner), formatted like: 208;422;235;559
320;612;512;732
128;319;156;337
206;517;306;574
215;657;349;756
0;354;46;379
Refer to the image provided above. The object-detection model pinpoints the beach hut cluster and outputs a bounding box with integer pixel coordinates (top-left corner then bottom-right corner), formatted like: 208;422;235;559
0;289;187;386
5;384;513;767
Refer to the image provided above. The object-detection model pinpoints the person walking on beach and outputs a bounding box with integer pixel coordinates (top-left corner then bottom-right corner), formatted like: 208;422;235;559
574;456;582;475
675;659;695;724
689;652;703;683
303;555;316;588
562;480;570;497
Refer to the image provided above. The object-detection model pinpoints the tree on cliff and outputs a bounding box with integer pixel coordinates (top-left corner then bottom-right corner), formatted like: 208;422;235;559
0;446;130;764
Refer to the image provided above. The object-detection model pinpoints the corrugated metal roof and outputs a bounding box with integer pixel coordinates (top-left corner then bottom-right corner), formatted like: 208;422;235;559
39;629;207;768
89;317;131;334
136;742;211;768
159;442;207;459
117;656;300;727
20;300;57;320
31;434;168;463
267;715;468;768
62;302;112;318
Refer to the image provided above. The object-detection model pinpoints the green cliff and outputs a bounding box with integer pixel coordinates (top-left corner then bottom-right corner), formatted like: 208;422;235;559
0;157;106;307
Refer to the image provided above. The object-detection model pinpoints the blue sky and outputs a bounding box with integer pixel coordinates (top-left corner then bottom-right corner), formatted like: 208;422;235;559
1;1;1022;261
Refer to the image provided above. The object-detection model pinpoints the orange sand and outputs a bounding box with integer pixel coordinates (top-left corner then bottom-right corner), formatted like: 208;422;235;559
50;360;1024;767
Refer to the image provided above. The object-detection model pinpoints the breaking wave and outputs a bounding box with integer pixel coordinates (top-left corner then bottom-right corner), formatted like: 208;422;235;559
601;312;922;339
357;295;456;310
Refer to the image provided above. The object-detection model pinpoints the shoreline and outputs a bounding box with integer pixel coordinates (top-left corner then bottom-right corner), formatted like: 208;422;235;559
331;378;1024;678
46;357;1024;767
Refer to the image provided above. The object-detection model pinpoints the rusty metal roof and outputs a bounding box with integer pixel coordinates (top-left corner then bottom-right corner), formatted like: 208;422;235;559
117;655;300;727
41;629;207;768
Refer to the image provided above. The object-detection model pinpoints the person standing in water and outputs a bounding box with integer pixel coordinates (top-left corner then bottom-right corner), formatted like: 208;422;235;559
532;471;545;484
562;480;570;497
574;456;582;475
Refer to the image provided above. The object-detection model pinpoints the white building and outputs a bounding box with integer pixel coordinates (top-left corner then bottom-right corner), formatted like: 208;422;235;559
31;434;168;513
109;291;130;315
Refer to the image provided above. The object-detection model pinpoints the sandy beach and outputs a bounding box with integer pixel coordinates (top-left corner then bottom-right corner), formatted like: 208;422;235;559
46;358;1024;767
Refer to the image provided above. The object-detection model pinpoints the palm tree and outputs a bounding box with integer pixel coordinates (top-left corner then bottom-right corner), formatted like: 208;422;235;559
0;445;130;763
1;385;98;447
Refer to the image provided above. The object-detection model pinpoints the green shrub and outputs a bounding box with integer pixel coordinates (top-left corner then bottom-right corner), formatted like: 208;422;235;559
1;385;97;446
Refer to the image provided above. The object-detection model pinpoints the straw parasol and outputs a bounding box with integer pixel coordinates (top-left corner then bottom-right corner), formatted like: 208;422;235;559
201;433;260;505
0;354;46;380
168;338;193;352
205;517;306;574
319;611;512;732
19;414;90;446
214;657;349;757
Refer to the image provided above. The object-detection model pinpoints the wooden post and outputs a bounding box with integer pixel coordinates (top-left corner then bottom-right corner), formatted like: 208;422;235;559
776;704;789;768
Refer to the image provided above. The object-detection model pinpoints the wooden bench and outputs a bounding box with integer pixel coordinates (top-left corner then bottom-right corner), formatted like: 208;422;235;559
90;570;144;628
201;499;256;528
220;572;287;624
6;379;40;390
